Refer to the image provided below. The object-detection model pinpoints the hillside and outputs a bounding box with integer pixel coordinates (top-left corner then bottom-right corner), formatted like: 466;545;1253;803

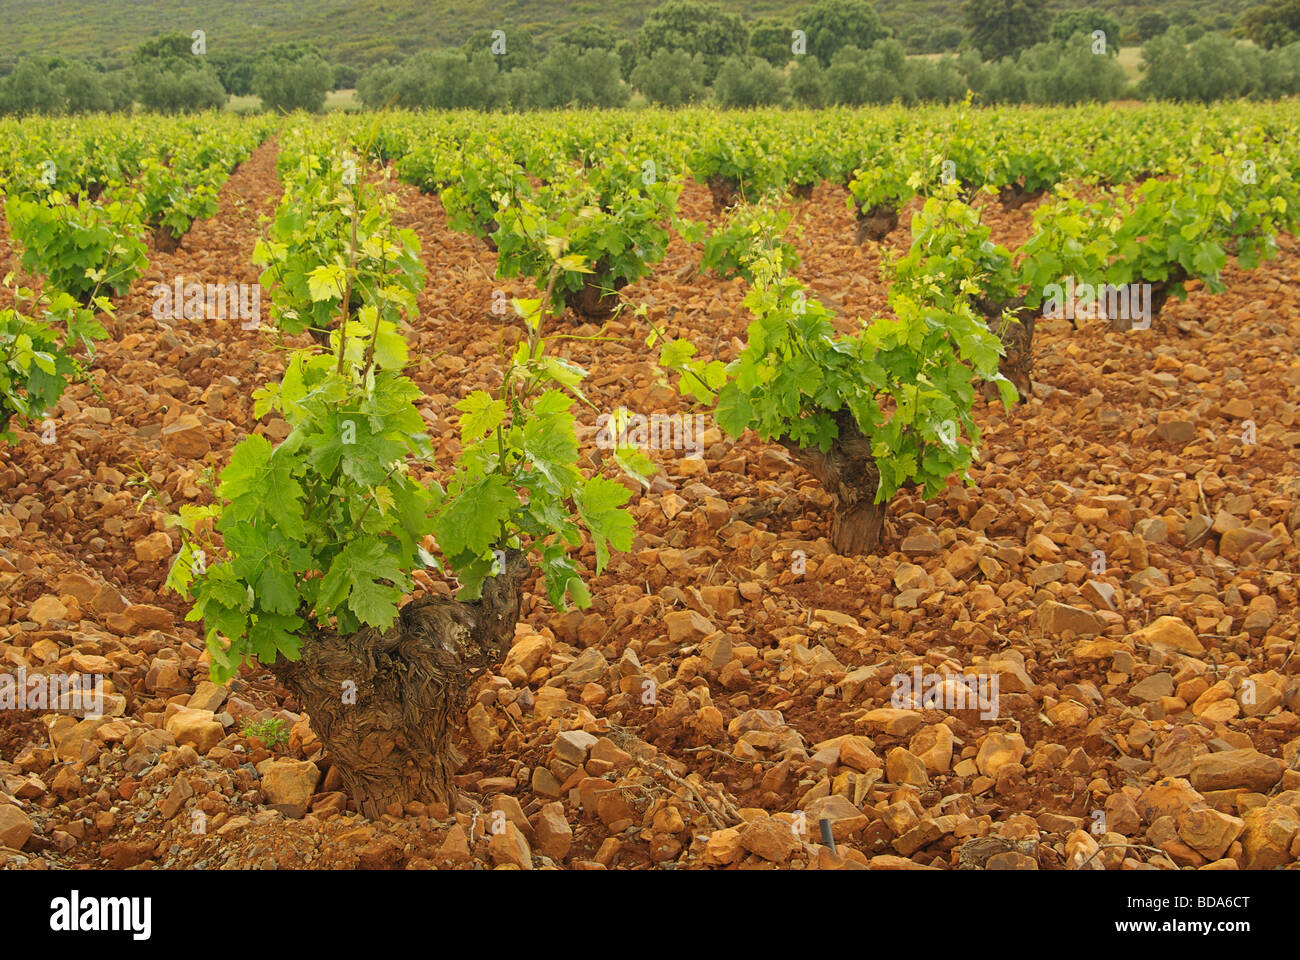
0;0;1256;66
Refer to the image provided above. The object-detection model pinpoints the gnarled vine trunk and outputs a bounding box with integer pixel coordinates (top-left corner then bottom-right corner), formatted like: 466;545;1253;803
1110;266;1188;331
977;294;1035;401
268;550;529;819
779;408;886;556
997;180;1045;211
707;174;740;212
565;258;628;322
154;225;181;253
854;202;900;244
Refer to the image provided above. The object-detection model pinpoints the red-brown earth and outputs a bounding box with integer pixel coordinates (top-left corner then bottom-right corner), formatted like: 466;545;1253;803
1;140;1298;870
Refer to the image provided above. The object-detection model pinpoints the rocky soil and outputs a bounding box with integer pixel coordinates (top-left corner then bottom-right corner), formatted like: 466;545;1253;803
2;141;1299;870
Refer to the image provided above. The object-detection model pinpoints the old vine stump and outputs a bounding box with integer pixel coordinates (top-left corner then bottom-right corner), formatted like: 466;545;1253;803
153;225;181;253
780;408;886;555
977;294;1036;401
855;202;900;244
707;174;741;212
997;180;1045;210
565;259;628;322
269;550;530;818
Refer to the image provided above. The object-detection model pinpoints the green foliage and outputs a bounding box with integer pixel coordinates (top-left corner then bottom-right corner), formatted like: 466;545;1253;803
126;29;230;112
826;42;908;104
978;58;1030;102
332;63;360;90
172;135;642;684
241;716;289;747
658;193;1011;507
0;58;69;115
61;62;133;113
1019;34;1128;103
0;284;108;442
911;55;968;102
253;44;334;112
253;145;424;341
630;49;709;106
559;24;618;52
615;39;639;81
515;46;629;109
965;0;1051;60
0;59;138;116
135;157;219;236
132;33;196;65
434;290;642;605
358;50;503;109
713;56;788;107
749;18;795;65
699;201;801;282
0;0;1257;70
1139;28;1200;99
50;63;104;114
1104;146;1297;293
886;189;1019;310
494;155;681;315
436;147;529;238
132;60;228;113
846;147;937;213
1013;143;1297;307
637;0;749;82
1050;8;1122;52
1016;189;1118;303
169;341;438;679
1242;0;1300;48
8;1;1271;113
211;54;254;97
819;38;967;106
5;193;148;303
170;152;434;680
573;49;631;107
689;133;789;199
1139;27;1268;101
1136;12;1170;39
902;22;964;53
796;0;892;65
788;56;828;106
461;28;540;72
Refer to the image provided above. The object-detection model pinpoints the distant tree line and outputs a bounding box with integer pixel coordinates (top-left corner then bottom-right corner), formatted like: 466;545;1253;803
0;33;341;115
354;1;1300;110
1;0;1298;115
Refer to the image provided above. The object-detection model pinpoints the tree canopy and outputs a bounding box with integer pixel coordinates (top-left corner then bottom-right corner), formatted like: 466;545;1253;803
1049;7;1122;53
965;0;1051;61
252;43;333;112
1242;0;1300;48
637;1;748;81
795;0;891;65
